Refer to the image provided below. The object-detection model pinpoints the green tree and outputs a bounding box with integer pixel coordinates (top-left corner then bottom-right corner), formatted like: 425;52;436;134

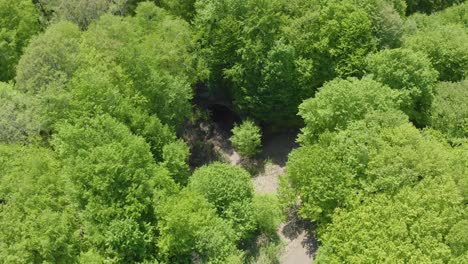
67;55;174;160
430;80;468;140
366;48;438;126
0;0;40;81
15;21;81;94
157;190;241;263
162;140;191;186
404;24;468;82
0;82;43;143
315;175;465;263
189;162;256;240
52;114;177;262
15;21;81;132
230;120;262;157
298;77;401;144
0;144;79;263
314;0;377;78
38;0;128;29
81;3;195;129
287;110;453;223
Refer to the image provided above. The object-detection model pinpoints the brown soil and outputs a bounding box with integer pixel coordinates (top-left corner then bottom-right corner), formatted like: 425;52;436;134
183;117;315;264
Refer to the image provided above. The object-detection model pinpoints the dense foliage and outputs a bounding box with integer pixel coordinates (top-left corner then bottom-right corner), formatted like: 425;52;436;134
0;0;466;263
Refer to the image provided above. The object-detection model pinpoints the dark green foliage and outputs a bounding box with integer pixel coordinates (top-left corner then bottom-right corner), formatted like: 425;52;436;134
406;0;463;14
366;48;438;126
0;0;40;81
160;0;196;21
230;120;262;157
430;80;468;140
298;77;401;143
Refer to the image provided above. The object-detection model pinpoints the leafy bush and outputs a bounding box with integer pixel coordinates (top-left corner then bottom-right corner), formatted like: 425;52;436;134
189;162;256;240
252;195;283;235
157;190;240;263
230;120;262;158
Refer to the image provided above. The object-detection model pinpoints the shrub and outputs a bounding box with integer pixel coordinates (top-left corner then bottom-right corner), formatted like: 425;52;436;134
230;120;262;157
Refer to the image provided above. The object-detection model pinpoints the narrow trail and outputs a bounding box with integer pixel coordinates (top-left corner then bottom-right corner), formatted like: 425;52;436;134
210;128;316;264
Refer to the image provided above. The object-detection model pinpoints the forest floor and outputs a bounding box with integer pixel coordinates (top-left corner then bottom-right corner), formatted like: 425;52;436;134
204;124;317;263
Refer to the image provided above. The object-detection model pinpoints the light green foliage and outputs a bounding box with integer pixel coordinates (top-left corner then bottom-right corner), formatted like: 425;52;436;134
366;48;438;126
430;80;468;140
67;55;174;160
288;106;465;261
52;114;177;262
157;190;240;263
230;120;262;157
0;82;43;143
315;1;377;78
298;77;401;143
0;144;79;263
288;111;454;223
123;3;194;128
162;140;191;186
82;3;194;129
286;144;354;222
450;143;468;202
15;21;81;131
189;162;255;240
405;0;463;14
316;175;465;263
0;0;40;81
446;220;468;258
16;21;81;94
188;162;254;212
404;24;468;82
252;195;283;235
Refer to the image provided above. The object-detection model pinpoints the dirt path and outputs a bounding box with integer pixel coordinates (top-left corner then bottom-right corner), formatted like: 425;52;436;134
220;131;315;263
255;132;315;264
198;124;315;263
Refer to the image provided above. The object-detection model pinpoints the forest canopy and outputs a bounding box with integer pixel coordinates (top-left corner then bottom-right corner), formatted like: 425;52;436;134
0;0;466;263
